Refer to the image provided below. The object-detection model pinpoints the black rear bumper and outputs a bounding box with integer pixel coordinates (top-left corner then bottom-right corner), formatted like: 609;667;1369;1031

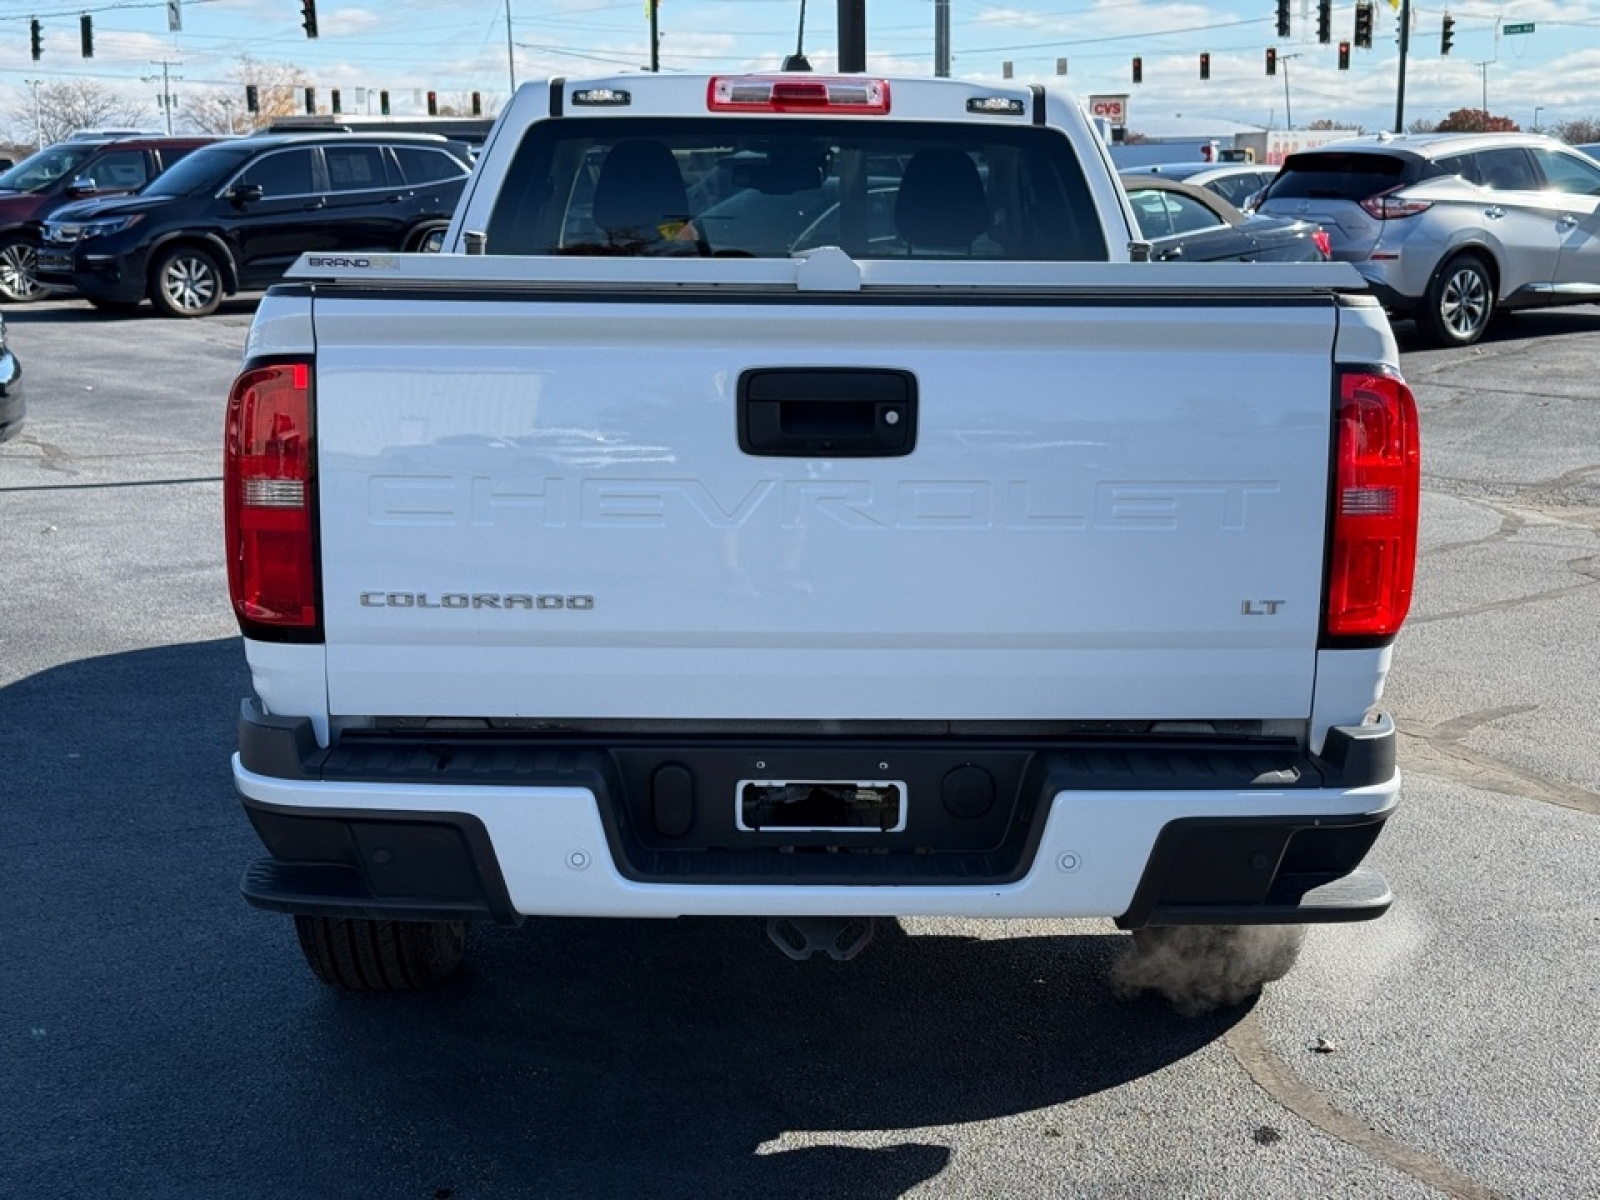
237;699;1396;928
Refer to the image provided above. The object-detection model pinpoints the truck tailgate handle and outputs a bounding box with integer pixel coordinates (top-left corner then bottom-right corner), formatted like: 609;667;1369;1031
737;369;917;458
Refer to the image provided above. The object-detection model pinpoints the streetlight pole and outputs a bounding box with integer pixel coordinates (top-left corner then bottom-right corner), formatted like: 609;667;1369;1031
1474;60;1491;117
504;0;516;94
1533;106;1543;132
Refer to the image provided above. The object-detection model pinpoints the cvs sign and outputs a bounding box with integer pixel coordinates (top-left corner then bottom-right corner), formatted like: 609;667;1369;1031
1087;94;1128;126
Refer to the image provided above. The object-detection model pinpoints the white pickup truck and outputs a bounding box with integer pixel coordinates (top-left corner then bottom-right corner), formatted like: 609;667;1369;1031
225;71;1420;993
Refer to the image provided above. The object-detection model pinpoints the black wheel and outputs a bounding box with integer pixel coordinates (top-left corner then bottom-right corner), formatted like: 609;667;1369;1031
1419;252;1494;347
149;244;223;317
86;296;142;315
292;915;466;991
0;235;44;303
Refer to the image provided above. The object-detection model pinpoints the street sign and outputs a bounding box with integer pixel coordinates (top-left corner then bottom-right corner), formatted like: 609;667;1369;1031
1503;22;1535;34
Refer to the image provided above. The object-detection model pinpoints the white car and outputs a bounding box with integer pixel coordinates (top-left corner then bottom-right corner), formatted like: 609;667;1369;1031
1118;162;1279;210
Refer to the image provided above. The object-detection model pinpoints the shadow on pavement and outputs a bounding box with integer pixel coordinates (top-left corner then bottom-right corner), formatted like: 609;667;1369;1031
1392;304;1600;353
2;294;262;325
0;640;1244;1200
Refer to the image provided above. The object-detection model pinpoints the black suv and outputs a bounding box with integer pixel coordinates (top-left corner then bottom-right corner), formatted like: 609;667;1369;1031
35;132;472;317
0;134;215;302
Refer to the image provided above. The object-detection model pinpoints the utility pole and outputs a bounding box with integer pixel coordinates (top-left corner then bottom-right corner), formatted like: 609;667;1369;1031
25;78;43;149
1394;0;1411;132
934;0;951;78
1279;53;1302;129
504;0;516;94
649;0;659;72
219;95;236;134
838;0;866;72
1474;60;1491;116
144;60;184;135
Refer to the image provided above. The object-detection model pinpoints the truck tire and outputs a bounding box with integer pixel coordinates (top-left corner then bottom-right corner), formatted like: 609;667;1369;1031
292;915;466;991
0;235;43;302
149;244;223;318
1419;252;1494;347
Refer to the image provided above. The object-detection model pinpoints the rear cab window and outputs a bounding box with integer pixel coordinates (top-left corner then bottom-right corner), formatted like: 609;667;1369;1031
482;117;1109;261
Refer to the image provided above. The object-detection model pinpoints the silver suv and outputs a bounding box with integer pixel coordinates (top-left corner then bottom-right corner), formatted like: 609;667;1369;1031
1255;132;1600;346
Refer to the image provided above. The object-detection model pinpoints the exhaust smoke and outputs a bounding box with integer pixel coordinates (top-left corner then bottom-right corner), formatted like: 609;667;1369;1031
1111;925;1308;1016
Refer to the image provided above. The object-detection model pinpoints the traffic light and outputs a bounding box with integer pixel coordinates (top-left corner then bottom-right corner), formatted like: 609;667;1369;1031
1276;0;1291;38
1338;40;1351;69
1199;52;1210;81
1441;12;1455;55
471;91;482;117
380;90;391;115
427;90;438;116
1132;56;1142;84
1354;2;1374;49
331;88;341;114
300;0;318;38
80;15;93;58
245;84;259;114
1317;0;1332;44
304;86;315;114
1266;47;1277;76
30;18;41;61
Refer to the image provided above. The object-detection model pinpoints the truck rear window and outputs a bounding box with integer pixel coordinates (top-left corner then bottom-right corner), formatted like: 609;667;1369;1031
1264;151;1424;202
483;117;1108;261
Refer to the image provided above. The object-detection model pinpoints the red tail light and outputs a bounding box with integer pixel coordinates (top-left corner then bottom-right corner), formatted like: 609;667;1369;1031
224;360;320;640
1324;368;1420;642
1312;229;1332;259
1359;187;1433;219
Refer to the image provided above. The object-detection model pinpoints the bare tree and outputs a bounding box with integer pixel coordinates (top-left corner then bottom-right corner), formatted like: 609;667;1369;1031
1307;118;1363;132
6;79;153;148
1407;118;1440;134
442;90;502;120
187;56;312;135
1553;118;1600;145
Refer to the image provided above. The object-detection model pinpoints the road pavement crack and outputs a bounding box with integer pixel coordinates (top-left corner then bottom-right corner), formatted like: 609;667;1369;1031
1398;716;1600;817
1409;557;1600;624
0;475;223;493
1225;1011;1507;1200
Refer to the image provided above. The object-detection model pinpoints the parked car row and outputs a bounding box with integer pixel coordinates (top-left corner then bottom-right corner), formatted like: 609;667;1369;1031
0;133;214;302
1;129;471;317
9;127;1600;341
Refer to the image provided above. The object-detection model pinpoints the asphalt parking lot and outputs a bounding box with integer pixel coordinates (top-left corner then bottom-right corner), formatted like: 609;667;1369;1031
1;295;1597;1200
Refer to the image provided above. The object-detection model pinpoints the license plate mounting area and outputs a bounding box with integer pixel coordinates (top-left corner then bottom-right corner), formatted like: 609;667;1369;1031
736;779;907;833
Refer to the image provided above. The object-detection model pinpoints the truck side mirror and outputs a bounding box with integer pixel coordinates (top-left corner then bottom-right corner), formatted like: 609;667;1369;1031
65;176;98;196
228;182;265;206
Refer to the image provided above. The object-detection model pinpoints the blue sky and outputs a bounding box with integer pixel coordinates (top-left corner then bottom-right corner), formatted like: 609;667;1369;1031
0;0;1593;136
